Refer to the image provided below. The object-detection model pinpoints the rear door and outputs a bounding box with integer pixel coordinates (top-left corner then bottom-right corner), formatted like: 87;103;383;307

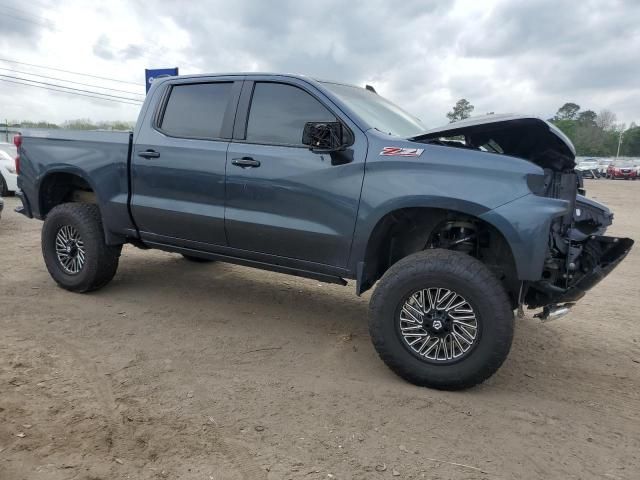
225;78;366;267
131;78;242;248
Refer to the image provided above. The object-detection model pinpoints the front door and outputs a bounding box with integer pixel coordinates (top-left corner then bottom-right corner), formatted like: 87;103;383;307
225;80;365;267
131;79;241;248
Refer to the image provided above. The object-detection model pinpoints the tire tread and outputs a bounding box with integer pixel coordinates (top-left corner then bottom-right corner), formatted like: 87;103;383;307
42;203;121;293
369;249;513;390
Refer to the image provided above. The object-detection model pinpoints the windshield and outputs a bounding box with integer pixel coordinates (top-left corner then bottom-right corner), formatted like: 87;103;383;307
322;82;425;137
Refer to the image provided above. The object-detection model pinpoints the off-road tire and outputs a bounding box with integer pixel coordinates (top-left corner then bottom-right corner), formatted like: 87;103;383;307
369;249;514;390
42;203;121;292
181;254;215;263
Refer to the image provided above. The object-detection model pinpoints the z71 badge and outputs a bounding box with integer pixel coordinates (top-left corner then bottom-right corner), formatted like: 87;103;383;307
380;147;424;157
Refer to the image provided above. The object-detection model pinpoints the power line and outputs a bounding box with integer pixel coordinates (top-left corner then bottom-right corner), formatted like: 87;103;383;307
0;67;145;96
0;57;142;87
0;74;144;102
0;78;143;106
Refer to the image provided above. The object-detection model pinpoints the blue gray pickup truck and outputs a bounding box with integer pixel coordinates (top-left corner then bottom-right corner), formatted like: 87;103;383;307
14;73;633;389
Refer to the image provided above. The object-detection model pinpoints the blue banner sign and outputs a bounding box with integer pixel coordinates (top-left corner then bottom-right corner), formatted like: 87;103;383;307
145;68;179;93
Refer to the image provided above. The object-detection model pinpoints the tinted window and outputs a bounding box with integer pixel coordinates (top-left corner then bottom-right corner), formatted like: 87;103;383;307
246;83;335;145
160;82;232;139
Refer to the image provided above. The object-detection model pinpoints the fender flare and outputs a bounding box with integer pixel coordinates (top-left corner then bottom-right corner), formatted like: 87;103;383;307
350;196;524;294
36;166;103;215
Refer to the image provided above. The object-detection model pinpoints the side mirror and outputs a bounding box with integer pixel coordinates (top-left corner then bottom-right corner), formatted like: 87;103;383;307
302;122;345;152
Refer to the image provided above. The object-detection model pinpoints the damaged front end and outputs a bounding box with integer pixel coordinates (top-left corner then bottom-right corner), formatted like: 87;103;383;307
525;194;633;314
411;115;634;318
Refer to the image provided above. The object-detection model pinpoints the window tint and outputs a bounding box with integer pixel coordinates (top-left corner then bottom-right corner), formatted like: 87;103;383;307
160;82;232;139
246;83;335;145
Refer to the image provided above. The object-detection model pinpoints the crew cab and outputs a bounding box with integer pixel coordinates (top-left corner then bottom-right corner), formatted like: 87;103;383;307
14;73;633;390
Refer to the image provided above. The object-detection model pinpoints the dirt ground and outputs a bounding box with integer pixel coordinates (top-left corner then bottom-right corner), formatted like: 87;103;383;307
0;180;638;480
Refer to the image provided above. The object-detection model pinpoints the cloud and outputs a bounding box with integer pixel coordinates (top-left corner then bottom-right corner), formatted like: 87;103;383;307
93;35;146;61
0;0;638;126
0;0;52;48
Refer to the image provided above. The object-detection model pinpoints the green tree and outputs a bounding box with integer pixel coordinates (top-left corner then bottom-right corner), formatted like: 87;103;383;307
17;120;59;129
621;126;640;156
577;110;597;126
554;102;581;120
550;105;623;156
446;99;474;123
62;119;98;130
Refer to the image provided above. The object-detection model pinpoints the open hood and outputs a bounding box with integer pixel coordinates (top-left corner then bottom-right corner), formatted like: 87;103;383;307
410;114;576;171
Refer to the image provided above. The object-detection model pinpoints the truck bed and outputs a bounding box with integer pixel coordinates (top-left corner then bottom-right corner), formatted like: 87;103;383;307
18;129;135;242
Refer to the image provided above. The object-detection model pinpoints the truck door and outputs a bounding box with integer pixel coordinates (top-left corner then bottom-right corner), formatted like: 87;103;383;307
131;79;242;249
225;80;366;267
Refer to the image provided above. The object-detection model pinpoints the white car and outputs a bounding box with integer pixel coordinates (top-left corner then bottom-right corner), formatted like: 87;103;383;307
0;146;18;195
575;159;600;179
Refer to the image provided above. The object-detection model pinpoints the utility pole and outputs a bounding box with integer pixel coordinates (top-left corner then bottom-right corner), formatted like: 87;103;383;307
616;130;624;158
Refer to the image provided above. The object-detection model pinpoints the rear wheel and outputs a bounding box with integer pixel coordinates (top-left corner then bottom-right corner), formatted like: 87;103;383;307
42;203;121;292
369;249;514;390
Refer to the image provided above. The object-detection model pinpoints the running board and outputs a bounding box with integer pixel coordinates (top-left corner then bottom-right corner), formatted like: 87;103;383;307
145;241;348;286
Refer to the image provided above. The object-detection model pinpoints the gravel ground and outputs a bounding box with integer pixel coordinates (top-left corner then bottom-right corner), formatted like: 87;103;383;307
0;180;639;480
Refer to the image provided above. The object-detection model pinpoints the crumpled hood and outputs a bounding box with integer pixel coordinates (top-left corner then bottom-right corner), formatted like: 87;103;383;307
410;114;576;172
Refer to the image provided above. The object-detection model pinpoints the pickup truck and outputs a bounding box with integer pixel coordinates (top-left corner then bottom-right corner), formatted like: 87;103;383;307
14;73;633;390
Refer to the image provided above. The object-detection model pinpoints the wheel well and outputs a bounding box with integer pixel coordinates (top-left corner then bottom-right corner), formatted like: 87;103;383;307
360;208;519;305
39;172;97;217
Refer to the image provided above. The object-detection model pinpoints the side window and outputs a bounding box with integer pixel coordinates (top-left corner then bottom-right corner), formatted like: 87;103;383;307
160;82;232;139
246;83;335;145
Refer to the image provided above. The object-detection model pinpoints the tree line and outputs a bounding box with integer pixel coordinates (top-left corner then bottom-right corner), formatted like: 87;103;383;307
447;99;640;157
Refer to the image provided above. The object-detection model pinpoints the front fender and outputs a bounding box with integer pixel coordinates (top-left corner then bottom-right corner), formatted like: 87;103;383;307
480;194;570;280
349;140;543;274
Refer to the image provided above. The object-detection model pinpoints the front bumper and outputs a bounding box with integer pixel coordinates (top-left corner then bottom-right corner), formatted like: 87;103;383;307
611;171;637;179
527;235;634;308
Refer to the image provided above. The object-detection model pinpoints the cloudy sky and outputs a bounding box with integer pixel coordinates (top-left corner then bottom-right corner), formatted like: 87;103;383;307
0;0;638;128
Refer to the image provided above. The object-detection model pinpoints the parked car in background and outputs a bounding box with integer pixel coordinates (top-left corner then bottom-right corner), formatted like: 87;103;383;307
0;142;17;157
597;158;613;177
0;149;19;195
576;159;600;179
607;160;637;179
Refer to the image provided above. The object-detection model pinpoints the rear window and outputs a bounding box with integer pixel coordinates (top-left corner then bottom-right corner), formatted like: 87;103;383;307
160;82;232;139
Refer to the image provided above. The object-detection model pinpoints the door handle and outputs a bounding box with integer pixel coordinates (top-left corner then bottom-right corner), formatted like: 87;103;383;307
138;150;161;159
232;157;261;168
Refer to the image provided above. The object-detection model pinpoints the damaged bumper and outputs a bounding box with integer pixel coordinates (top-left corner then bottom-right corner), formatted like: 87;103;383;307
527;235;634;309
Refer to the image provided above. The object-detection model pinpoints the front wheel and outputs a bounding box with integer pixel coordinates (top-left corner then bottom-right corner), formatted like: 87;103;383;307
369;249;514;390
42;203;122;292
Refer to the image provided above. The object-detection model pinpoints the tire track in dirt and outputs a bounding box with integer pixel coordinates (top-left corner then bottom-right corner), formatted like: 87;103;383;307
54;335;266;479
51;335;125;454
